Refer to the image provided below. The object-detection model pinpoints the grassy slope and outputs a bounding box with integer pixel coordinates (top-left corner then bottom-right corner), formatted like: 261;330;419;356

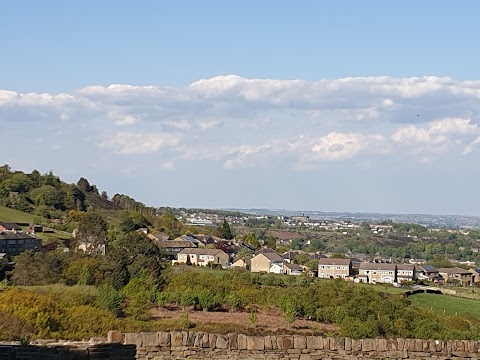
409;293;480;318
0;205;36;223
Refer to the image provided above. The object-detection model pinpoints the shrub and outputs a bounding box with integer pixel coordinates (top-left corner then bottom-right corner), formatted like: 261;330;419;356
96;284;124;315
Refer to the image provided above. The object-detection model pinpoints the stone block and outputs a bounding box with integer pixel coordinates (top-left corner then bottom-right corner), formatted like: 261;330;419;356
208;333;217;348
124;333;142;347
294;335;306;349
238;334;247;350
300;355;312;360
397;338;405;351
376;338;387;352
228;333;238;350
264;335;273;350
107;330;122;343
351;339;361;352
142;332;158;347
386;350;408;358
306;336;323;350
247;336;265;350
181;331;189;346
216;335;229;349
277;335;293;349
361;338;375;352
170;331;182;347
344;337;352;351
157;332;170;347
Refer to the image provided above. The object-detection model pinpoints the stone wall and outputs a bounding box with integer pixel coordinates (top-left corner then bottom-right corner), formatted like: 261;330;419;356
1;332;480;359
120;330;480;359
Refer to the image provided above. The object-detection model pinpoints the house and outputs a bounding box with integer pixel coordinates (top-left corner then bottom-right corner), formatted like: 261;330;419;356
317;258;352;279
77;241;106;255
284;262;303;276
176;248;229;269
438;267;473;285
155;239;197;260
232;258;251;270
0;231;42;257
25;225;43;235
396;264;416;283
416;264;443;283
0;222;22;232
469;268;480;283
250;252;285;273
282;250;298;264
147;232;171;242
359;263;396;284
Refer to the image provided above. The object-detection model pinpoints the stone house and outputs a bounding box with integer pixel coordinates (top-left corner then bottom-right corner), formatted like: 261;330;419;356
396;264;416;283
438;267;473;285
317;258;352;279
359;263;396;284
283;262;303;276
250;252;285;273
175;248;229;269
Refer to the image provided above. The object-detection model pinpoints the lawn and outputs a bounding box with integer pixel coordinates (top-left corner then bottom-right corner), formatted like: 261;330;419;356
408;292;480;319
0;205;36;224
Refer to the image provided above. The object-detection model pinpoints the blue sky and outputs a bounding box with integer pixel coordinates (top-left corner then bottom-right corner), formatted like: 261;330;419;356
1;1;480;216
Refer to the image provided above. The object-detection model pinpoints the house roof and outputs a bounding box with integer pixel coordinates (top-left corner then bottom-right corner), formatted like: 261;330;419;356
359;263;396;271
418;264;438;273
284;262;303;271
252;251;284;263
396;264;415;271
156;240;197;248
438;267;472;275
282;250;298;260
178;248;227;257
0;232;39;240
0;222;22;231
319;258;351;266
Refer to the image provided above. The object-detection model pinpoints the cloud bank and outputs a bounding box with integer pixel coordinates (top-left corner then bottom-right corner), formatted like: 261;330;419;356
2;75;480;169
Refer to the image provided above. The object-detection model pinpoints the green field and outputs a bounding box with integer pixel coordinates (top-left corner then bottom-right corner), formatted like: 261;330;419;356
0;205;36;223
409;293;480;319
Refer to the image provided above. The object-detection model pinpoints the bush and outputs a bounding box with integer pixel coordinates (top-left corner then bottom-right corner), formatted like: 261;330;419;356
59;305;118;340
96;284;124;315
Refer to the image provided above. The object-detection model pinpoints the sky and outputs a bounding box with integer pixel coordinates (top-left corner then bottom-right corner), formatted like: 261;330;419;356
1;1;480;216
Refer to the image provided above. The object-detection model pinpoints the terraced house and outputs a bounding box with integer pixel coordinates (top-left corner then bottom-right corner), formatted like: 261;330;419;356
359;263;397;284
317;258;352;279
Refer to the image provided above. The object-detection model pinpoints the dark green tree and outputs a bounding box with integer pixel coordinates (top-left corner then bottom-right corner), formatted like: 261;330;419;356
220;220;233;240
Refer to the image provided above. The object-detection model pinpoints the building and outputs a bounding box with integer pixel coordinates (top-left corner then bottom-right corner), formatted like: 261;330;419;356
283;262;303;276
359;263;396;284
318;258;352;279
155;239;197;260
0;223;22;232
250;252;285;273
0;231;42;257
396;264;416;283
438;267;473;285
176;248;229;269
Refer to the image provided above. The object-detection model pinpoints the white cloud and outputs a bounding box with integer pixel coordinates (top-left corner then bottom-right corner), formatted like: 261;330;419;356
392;118;480;157
99;132;181;154
3;75;480;170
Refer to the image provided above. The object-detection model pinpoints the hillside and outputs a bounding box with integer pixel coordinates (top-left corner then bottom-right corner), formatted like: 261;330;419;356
0;205;37;223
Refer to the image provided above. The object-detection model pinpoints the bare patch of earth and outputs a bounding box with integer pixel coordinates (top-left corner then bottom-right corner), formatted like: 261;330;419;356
150;306;339;335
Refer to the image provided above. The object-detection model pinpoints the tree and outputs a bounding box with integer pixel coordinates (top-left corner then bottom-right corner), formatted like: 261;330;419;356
220;220;233;240
76;212;108;253
243;233;259;249
77;177;92;192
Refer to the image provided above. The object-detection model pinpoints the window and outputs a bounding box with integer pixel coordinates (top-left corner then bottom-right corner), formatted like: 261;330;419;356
7;240;16;245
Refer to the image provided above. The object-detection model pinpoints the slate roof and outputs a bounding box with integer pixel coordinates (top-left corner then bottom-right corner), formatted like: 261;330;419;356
318;258;351;266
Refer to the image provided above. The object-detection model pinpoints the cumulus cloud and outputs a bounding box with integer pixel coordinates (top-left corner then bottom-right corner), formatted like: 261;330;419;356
2;75;480;170
99;132;181;154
